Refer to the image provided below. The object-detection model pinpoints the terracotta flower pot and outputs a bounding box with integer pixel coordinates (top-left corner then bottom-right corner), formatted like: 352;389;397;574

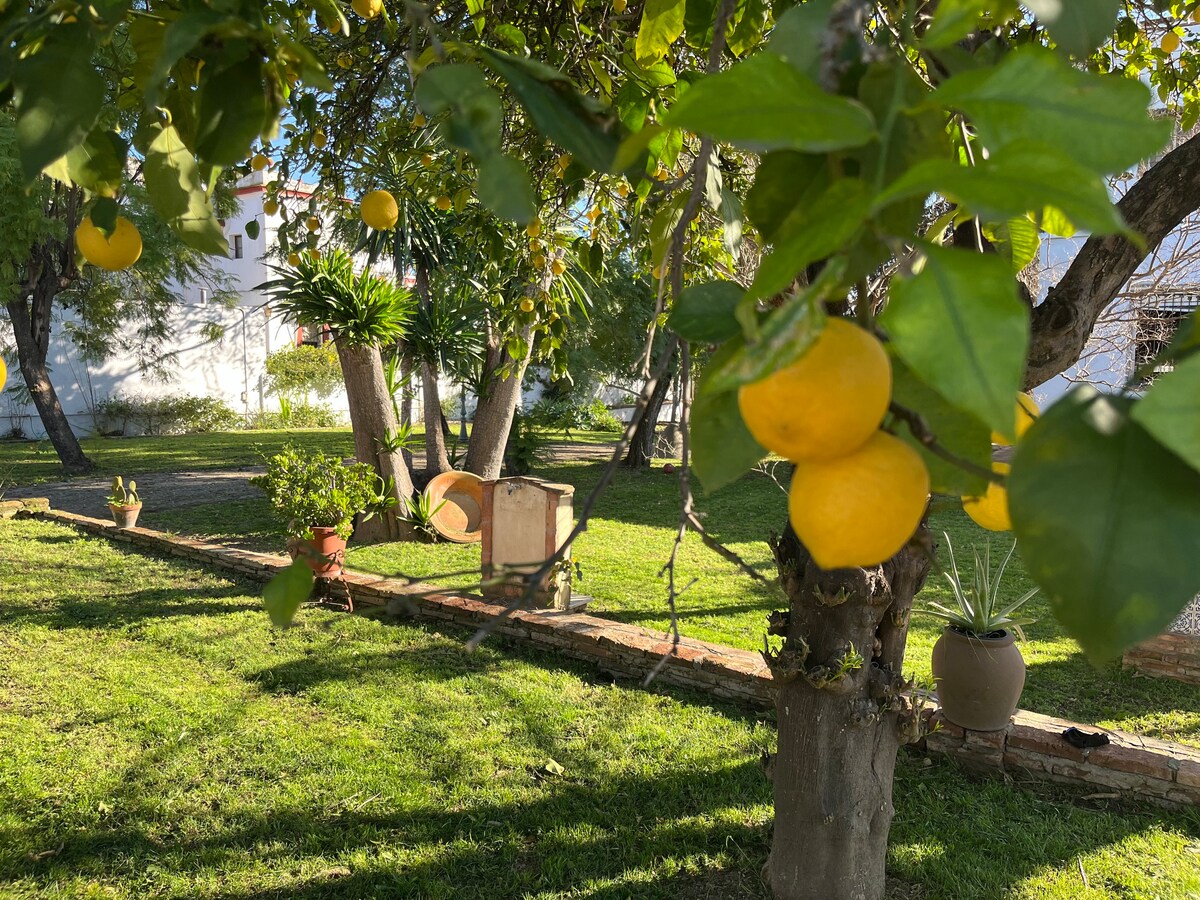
108;503;142;529
931;626;1026;731
289;526;347;577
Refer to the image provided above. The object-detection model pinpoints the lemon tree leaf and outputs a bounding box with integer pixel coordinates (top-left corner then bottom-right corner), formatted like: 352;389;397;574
932;48;1170;175
636;0;686;66
65;128;128;196
668;281;743;343
262;560;313;628
889;355;991;496
663;53;877;153
766;0;834;77
195;56;272;167
1010;388;1200;662
11;23;104;181
481;50;622;174
1131;353;1200;474
1025;0;1121;58
882;245;1028;439
143;123;229;255
921;0;1019;50
693;353;767;494
476;152;535;225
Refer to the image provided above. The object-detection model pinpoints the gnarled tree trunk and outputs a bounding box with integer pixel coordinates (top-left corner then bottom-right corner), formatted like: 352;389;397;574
765;525;931;900
336;341;415;543
421;361;451;474
6;227;93;474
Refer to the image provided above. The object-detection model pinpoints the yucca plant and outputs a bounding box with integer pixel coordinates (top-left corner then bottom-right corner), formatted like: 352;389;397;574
398;491;448;541
922;533;1039;640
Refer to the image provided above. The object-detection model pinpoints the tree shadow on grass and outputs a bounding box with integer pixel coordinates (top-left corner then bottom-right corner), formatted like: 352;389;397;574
0;583;259;630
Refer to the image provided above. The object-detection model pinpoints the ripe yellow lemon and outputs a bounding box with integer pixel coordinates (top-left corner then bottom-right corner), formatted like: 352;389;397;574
652;265;663;279
614;0;627;11
1162;31;1182;53
520;298;535;313
963;462;1011;532
617;182;630;198
558;153;572;169
361;189;399;230
551;259;566;275
76;216;143;271
991;392;1039;445
413;113;427;127
526;220;541;238
352;0;382;18
306;216;320;232
421;152;433;167
529;239;543;252
312;130;328;149
789;431;930;569
308;248;321;262
263;199;280;216
435;194;451;211
287;252;301;266
738;318;892;461
532;253;547;269
251;153;269;171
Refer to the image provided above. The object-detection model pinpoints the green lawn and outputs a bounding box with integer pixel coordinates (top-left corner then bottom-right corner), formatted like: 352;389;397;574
2;516;1199;899
149;454;1200;750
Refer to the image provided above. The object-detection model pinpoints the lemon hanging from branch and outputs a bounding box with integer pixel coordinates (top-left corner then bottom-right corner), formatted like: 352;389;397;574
963;462;1012;532
352;0;382;18
75;216;143;271
361;190;399;230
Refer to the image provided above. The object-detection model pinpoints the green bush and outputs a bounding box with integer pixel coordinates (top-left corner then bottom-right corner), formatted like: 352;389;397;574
528;397;621;432
247;402;343;430
96;392;243;435
264;344;343;401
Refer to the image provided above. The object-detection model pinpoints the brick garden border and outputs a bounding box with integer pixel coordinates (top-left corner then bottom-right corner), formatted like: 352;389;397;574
17;504;1200;808
1124;633;1200;686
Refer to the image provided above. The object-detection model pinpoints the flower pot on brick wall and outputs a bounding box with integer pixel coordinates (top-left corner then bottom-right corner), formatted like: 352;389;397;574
932;626;1026;731
288;526;347;577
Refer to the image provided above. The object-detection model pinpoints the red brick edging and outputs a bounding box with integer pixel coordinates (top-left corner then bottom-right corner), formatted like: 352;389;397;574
20;505;1200;808
1123;632;1200;686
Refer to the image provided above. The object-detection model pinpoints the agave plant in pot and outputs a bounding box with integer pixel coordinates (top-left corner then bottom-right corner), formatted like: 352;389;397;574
924;533;1039;731
106;476;142;528
251;446;396;578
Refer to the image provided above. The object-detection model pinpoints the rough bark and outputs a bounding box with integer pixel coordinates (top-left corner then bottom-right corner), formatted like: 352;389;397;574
765;525;931;900
464;325;534;480
421;362;451;474
336;341;415;543
397;346;414;471
623;346;676;469
1027;129;1200;388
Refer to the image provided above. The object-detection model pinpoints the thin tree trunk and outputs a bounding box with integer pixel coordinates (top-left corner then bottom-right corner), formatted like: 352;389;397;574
336;341;415;543
624;345;676;469
398;346;414;472
422;361;451;474
764;525;931;900
6;296;93;475
465;324;534;480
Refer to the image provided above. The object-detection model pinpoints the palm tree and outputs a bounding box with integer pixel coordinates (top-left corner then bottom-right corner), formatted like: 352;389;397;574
263;249;417;542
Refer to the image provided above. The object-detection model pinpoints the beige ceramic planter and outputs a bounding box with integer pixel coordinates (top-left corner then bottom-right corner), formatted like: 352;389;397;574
931;626;1026;731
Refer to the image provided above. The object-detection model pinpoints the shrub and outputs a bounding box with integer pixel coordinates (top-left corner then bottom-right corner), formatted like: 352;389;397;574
264;344;343;401
247;402;343;430
528;397;621;433
96;392;242;435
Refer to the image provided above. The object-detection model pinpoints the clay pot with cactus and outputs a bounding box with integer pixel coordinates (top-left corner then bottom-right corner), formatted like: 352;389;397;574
106;476;143;528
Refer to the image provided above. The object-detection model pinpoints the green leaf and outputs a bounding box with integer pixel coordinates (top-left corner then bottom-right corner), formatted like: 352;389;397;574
89;196;119;234
876;145;1127;236
143;10;226;106
64;127;128;196
692;363;766;493
1009;388;1200;662
727;0;771;57
989;215;1041;273
668;281;743;343
11;23;104;181
649;195;688;269
476;152;536;224
263;560;313;628
747;177;872;302
416;64;503;159
705;274;831;394
889;355;991;496
636;0;687;66
931;47;1171;175
766;0;834;78
195;56;272;167
481;50;622;173
1131;353;1200;474
921;0;1019;50
683;0;718;49
881;245;1028;437
144;124;229;255
1025;0;1120;57
663;53;877;153
745;151;827;242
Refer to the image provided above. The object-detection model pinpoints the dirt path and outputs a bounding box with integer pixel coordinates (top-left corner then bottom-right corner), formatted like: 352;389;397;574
4;441;621;517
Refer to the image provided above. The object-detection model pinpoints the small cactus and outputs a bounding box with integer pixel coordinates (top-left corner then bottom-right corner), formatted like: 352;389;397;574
127;480;140;505
106;475;142;507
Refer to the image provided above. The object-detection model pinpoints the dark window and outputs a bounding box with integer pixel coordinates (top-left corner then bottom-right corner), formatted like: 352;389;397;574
232;234;243;259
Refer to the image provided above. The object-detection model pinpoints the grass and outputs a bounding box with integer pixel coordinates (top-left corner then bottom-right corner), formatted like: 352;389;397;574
2;516;1199;898
151;453;1200;749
